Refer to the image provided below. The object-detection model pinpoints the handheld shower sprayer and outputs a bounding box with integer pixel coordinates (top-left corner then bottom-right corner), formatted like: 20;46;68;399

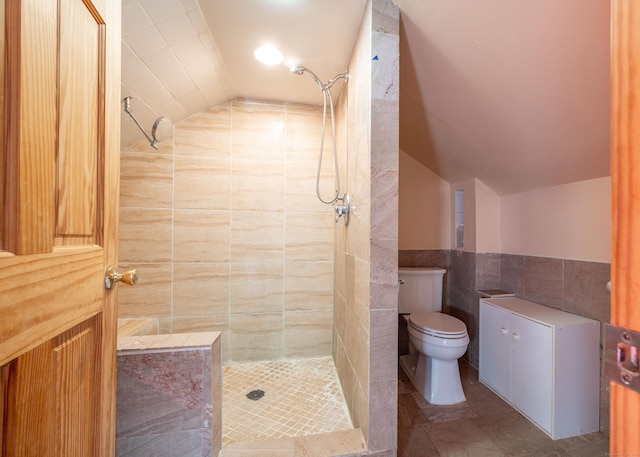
290;66;349;91
290;65;350;225
290;66;324;90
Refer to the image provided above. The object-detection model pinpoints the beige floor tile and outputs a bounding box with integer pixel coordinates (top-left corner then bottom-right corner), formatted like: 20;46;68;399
222;357;353;445
294;429;366;457
219;438;294;457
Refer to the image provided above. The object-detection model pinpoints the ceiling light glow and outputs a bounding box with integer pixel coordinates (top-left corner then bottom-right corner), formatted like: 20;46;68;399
254;45;284;65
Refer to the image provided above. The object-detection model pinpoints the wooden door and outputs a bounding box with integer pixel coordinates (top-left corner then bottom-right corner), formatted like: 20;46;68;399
0;0;121;456
611;1;640;453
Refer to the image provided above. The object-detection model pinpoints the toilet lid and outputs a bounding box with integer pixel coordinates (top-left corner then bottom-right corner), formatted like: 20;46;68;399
409;311;467;338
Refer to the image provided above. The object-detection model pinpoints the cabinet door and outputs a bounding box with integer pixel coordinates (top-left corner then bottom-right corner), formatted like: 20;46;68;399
479;301;511;399
510;314;553;432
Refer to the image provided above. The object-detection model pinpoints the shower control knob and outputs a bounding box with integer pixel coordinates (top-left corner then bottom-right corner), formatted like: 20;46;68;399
105;266;138;290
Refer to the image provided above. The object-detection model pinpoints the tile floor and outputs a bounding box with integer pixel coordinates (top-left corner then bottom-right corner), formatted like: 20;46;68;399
222;356;353;445
398;360;610;457
221;355;609;456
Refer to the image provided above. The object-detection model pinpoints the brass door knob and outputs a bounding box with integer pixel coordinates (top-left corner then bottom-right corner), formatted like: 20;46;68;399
104;266;138;290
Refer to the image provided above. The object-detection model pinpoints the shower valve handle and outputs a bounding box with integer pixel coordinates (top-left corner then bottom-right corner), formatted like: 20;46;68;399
333;193;351;226
105;266;138;290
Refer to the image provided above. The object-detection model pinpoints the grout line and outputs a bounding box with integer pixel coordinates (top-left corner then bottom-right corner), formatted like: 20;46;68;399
221;357;353;445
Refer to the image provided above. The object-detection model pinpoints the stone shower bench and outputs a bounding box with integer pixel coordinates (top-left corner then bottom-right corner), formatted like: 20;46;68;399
115;332;222;457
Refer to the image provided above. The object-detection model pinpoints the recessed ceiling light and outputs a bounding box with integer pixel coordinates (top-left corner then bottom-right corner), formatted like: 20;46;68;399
254;45;284;65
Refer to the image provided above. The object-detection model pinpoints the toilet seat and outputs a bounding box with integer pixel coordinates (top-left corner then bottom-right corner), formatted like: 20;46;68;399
409;311;467;339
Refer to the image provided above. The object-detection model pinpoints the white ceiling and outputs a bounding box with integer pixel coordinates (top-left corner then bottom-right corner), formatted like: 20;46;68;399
121;0;232;148
120;0;611;196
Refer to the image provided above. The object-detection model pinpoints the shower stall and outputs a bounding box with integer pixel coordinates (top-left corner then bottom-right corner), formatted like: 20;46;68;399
116;0;399;454
119;97;342;361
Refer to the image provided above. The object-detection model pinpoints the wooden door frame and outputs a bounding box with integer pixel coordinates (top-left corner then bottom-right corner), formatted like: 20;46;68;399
610;0;640;454
98;0;121;454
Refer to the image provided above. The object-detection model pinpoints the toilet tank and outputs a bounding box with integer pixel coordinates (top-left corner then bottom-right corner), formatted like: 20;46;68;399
398;267;446;314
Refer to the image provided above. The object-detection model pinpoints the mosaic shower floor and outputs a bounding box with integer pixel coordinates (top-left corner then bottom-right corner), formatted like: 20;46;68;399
222;356;353;445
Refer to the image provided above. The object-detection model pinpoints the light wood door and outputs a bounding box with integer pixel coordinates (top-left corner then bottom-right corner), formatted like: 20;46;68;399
0;0;121;456
611;1;640;453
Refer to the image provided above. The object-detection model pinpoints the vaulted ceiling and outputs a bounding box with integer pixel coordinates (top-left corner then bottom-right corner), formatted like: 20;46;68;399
121;0;610;196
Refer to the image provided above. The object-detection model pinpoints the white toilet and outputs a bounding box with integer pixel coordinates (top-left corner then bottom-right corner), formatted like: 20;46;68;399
398;267;469;405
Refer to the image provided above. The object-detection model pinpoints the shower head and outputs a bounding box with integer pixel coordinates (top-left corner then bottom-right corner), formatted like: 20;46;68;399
151;116;172;145
290;65;324;89
123;97;171;150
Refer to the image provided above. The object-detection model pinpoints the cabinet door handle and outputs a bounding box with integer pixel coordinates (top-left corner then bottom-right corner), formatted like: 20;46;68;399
512;333;520;341
501;327;508;335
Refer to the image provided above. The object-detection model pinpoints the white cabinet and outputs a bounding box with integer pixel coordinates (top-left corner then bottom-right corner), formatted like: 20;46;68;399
479;300;511;398
479;297;600;439
509;313;553;431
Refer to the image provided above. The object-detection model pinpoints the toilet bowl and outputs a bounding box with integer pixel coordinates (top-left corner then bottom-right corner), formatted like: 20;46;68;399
401;312;469;405
398;267;469;405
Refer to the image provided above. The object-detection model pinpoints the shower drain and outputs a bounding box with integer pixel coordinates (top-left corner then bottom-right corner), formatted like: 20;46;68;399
246;389;265;401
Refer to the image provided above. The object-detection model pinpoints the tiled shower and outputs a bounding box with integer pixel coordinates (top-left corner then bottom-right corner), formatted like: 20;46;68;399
117;0;401;454
118;99;336;363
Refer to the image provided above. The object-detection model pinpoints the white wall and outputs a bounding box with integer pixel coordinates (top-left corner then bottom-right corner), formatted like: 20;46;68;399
501;176;610;262
475;179;501;253
400;150;610;262
399;150;450;249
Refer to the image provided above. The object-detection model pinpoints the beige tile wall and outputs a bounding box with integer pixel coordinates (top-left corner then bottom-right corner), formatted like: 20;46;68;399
333;0;399;454
119;99;335;363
